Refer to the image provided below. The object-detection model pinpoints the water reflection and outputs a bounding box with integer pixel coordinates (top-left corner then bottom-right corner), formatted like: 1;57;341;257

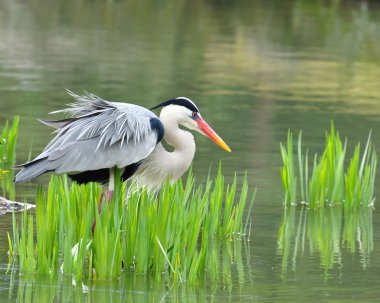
6;239;251;302
277;206;374;279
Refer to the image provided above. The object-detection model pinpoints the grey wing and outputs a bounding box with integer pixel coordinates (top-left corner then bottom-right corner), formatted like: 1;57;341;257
14;92;164;182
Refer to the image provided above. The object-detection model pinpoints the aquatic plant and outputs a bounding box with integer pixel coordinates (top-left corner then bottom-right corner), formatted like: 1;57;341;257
9;165;255;283
0;116;19;200
280;122;377;208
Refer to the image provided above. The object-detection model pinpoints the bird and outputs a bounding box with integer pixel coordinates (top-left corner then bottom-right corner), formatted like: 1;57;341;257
14;91;231;197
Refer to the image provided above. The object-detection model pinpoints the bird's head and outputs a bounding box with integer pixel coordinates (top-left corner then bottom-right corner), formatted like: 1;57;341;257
151;97;231;152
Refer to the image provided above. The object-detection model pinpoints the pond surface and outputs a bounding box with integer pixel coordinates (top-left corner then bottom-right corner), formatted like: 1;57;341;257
1;0;380;302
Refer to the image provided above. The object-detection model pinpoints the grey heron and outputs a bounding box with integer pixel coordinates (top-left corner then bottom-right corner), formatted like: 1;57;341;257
14;91;231;197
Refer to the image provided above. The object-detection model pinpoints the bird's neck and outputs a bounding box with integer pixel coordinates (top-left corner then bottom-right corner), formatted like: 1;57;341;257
162;117;195;153
132;111;196;190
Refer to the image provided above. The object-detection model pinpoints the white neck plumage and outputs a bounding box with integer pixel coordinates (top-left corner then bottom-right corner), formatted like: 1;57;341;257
133;106;196;190
159;107;196;154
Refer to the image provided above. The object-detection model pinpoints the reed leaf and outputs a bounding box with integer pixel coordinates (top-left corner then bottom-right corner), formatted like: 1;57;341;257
0;117;19;200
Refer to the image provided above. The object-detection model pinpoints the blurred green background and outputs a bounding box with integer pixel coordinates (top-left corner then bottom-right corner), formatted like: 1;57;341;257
1;0;380;302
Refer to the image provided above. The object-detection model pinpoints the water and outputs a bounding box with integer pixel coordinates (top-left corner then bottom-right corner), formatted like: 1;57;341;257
1;0;380;301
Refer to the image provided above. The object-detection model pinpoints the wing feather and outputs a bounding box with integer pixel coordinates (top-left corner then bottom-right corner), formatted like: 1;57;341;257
14;92;164;182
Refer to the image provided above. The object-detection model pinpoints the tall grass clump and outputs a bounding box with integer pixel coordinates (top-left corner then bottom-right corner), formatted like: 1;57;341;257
0;116;19;200
280;122;377;209
10;165;255;283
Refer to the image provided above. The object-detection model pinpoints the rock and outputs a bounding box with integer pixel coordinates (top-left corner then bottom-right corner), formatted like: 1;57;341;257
0;196;35;214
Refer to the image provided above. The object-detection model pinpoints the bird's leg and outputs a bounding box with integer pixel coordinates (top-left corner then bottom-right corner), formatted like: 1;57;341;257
96;192;105;213
92;192;104;234
106;167;115;202
92;167;115;234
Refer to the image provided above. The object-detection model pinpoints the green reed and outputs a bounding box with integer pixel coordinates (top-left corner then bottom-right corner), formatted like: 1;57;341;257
0;116;19;200
280;122;377;209
10;165;255;283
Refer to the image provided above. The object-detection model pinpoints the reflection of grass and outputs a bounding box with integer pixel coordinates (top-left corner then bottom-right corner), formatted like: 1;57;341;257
280;122;377;208
9;166;255;283
8;238;251;302
0;117;19;200
277;206;373;279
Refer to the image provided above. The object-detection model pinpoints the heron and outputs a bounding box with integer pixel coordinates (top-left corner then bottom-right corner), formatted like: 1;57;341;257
14;91;231;198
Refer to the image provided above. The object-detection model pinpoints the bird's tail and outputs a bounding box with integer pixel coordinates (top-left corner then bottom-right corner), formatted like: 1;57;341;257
14;158;50;183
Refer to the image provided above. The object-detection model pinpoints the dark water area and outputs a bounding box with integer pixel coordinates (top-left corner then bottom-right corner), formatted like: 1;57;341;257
1;0;380;301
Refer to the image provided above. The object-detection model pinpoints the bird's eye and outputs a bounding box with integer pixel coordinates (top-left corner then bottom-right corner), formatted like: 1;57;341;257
192;112;198;118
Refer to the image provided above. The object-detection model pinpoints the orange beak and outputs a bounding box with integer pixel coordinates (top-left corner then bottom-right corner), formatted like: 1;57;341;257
196;117;231;152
